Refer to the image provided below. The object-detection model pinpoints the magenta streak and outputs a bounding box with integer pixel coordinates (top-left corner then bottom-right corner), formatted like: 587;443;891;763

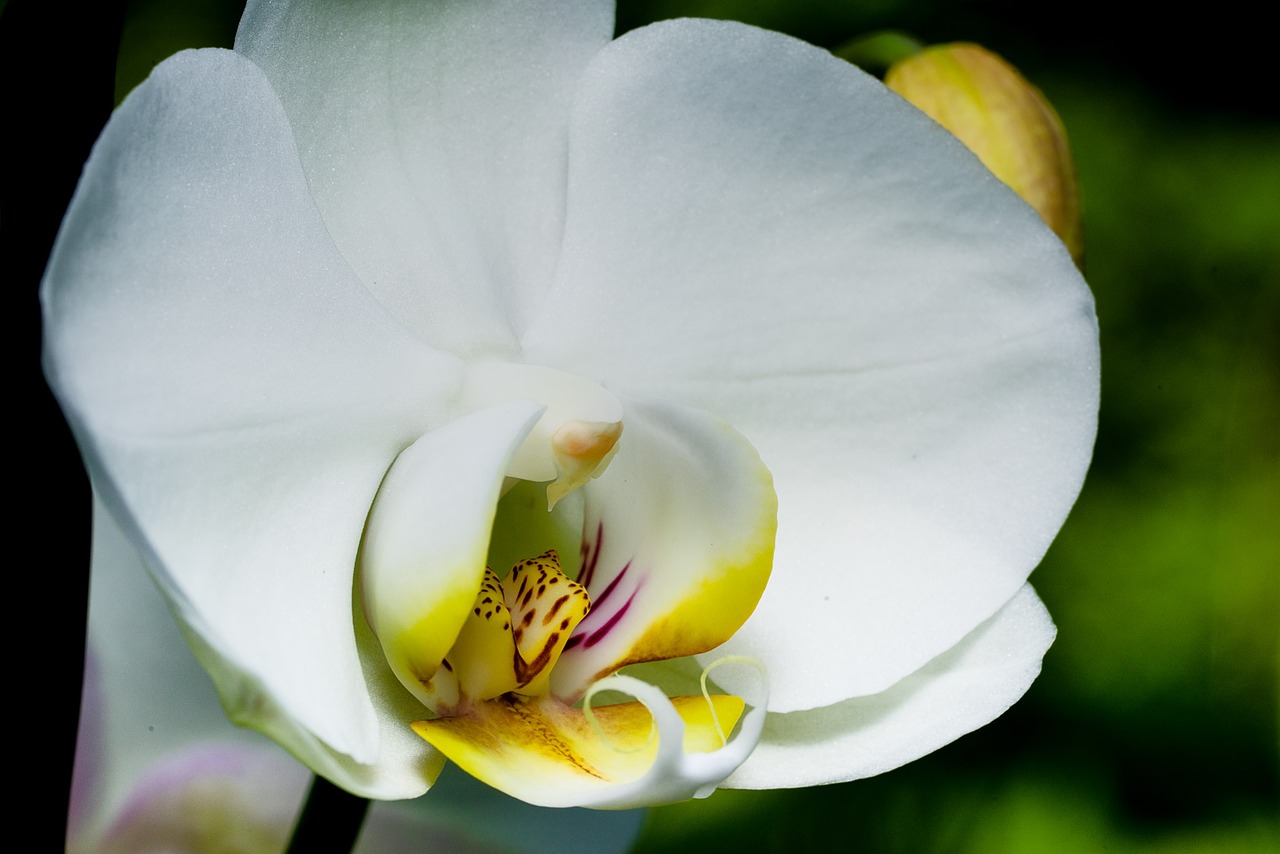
578;521;604;590
582;592;636;649
590;560;630;611
565;561;632;652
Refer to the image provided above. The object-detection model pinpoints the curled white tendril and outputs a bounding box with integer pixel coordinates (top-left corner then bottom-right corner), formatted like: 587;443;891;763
577;657;768;808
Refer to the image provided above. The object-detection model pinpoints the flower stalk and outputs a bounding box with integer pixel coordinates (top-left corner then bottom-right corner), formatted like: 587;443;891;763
285;776;369;854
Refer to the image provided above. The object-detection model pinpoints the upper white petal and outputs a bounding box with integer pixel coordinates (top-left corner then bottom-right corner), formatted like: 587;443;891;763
523;19;1098;711
236;0;615;355
42;49;458;770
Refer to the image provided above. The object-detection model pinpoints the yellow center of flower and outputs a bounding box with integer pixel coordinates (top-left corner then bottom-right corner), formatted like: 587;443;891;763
358;362;776;807
419;550;591;714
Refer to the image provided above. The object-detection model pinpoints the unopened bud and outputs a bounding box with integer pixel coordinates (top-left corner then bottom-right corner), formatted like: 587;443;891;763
886;43;1083;264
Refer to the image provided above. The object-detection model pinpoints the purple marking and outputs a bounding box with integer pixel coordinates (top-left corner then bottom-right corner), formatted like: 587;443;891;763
564;521;645;653
583;592;636;649
565;562;632;652
578;521;604;590
590;560;630;611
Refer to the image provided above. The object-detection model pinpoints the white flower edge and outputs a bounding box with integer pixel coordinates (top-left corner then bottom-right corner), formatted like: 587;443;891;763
724;583;1055;788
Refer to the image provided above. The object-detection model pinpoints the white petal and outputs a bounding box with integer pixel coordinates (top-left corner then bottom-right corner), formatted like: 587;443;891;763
550;398;776;700
76;503;266;843
723;584;1055;788
235;0;615;354
523;19;1098;709
75;501;436;846
92;744;308;854
42;49;459;771
361;400;546;707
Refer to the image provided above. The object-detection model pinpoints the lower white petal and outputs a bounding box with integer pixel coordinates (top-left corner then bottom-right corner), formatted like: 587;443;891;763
721;584;1054;788
90;744;308;854
78;500;441;835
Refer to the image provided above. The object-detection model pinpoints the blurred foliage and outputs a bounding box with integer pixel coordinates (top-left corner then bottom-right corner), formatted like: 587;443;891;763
107;0;1278;851
113;0;240;103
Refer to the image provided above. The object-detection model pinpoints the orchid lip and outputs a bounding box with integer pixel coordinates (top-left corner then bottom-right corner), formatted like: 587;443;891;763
359;389;779;806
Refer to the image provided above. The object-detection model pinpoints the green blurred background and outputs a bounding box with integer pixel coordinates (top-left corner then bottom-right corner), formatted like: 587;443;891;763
66;0;1280;850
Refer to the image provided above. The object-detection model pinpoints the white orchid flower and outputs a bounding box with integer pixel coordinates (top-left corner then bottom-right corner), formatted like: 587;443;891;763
44;0;1099;811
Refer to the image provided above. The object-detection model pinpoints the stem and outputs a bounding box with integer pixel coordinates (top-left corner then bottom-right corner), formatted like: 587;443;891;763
286;775;371;854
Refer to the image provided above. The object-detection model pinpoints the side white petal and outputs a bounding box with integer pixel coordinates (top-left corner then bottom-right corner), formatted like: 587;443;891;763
361;401;546;707
524;19;1098;709
722;584;1055;788
42;49;459;768
235;0;615;354
550;398;776;700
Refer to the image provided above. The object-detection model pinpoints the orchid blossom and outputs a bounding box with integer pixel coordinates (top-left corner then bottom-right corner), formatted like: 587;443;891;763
45;0;1099;811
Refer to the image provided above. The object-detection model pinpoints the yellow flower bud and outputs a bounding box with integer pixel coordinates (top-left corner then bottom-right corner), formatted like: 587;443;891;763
886;43;1083;264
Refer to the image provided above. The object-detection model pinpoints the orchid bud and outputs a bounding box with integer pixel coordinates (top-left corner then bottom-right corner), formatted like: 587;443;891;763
886;43;1084;265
